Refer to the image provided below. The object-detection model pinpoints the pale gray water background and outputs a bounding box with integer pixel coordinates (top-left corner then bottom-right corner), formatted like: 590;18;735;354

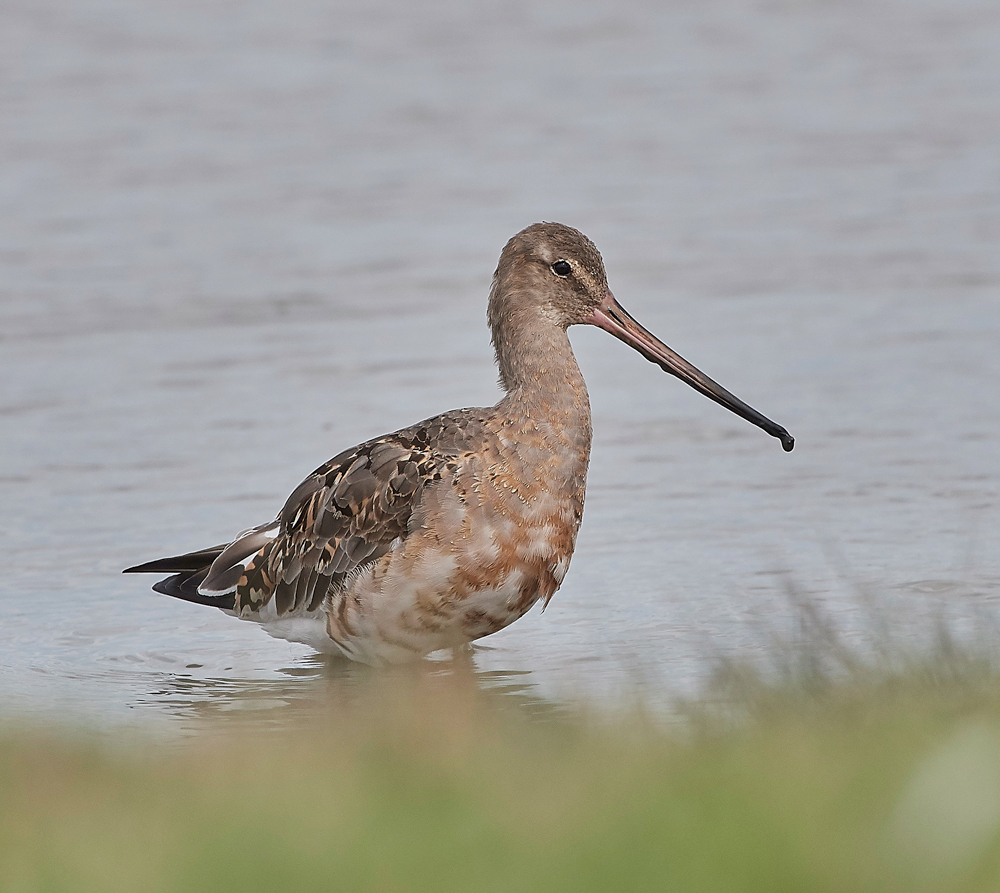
1;0;999;731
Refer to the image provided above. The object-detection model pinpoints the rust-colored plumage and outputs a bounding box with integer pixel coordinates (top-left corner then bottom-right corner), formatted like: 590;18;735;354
125;223;793;665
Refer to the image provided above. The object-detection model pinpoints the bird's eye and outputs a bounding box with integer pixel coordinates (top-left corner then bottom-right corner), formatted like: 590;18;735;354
551;260;572;277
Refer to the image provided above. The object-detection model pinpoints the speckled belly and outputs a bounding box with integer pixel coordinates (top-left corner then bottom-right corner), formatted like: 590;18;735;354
318;528;573;666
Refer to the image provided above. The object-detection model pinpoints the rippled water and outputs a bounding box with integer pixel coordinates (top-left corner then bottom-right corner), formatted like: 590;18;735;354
2;0;999;731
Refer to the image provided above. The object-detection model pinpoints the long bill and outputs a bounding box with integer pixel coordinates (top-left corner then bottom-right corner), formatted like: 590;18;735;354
585;291;794;451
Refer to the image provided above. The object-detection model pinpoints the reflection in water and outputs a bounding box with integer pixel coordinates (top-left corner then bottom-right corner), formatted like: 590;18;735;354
137;649;563;734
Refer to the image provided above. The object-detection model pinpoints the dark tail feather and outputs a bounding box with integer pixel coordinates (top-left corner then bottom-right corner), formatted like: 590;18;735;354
124;545;236;611
152;569;236;609
123;545;229;575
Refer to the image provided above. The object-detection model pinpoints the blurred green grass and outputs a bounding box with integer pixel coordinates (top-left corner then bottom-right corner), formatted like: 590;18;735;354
4;651;1000;893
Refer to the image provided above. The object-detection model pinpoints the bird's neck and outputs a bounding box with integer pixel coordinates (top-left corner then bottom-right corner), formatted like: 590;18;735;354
491;303;592;454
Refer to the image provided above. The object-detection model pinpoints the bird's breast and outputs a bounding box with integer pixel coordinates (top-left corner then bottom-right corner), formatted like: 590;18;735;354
323;429;588;664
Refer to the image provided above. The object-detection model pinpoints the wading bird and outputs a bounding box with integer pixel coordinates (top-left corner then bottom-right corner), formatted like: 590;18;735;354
125;223;793;664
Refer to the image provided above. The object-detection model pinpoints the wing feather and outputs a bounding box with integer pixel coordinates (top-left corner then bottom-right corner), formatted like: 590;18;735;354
227;422;468;618
128;409;483;622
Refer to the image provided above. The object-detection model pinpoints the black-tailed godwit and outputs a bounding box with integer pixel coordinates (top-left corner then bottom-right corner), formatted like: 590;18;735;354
125;223;793;664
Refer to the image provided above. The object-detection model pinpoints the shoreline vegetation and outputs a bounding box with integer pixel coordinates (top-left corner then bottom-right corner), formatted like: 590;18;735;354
4;608;1000;892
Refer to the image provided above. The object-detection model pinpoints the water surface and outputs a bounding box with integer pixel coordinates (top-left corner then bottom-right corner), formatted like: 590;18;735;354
2;0;999;731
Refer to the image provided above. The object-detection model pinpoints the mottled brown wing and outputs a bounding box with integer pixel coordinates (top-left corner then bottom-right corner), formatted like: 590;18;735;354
219;412;480;619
